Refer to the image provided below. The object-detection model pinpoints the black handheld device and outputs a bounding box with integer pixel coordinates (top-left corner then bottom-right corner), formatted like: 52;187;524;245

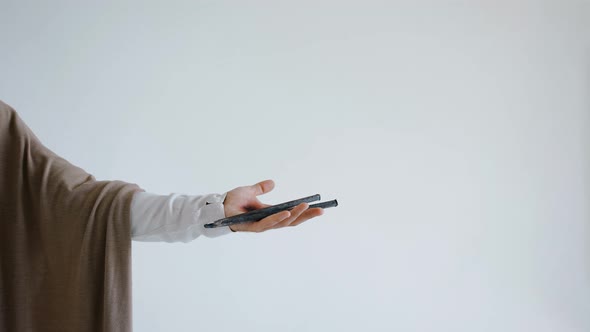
204;194;338;228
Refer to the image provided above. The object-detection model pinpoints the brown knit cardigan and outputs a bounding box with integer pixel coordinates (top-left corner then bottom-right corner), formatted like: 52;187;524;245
0;100;143;331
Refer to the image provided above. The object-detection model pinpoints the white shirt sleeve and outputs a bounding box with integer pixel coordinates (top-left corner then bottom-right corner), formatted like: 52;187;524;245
130;191;233;242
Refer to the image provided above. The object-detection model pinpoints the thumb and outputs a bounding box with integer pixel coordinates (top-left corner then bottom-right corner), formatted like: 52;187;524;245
250;179;275;196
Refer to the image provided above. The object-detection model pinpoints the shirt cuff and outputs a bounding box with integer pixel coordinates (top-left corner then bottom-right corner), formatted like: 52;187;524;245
199;192;233;238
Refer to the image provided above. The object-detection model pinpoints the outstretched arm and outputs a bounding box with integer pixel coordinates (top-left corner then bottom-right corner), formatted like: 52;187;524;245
130;179;324;242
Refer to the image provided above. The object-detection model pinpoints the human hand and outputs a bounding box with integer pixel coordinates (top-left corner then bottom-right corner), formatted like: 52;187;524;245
223;179;324;232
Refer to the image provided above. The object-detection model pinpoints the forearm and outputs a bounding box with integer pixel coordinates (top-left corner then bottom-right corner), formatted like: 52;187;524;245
130;191;232;242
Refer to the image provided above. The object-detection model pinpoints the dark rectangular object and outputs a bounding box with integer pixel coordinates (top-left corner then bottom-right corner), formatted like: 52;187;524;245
204;195;338;228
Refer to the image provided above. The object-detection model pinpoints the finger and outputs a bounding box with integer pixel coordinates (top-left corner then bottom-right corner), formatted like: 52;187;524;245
289;208;324;227
272;203;309;228
252;210;290;232
229;210;288;232
250;179;275;196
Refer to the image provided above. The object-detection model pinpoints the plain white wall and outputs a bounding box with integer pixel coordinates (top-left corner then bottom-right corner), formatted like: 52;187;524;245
1;1;589;331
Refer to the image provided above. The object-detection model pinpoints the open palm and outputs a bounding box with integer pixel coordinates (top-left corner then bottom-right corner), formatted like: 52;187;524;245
224;180;324;232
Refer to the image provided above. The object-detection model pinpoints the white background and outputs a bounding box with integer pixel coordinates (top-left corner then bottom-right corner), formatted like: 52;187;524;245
1;1;589;331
